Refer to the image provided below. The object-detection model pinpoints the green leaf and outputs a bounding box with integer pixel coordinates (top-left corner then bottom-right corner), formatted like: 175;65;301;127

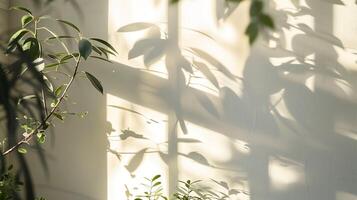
36;132;46;144
92;46;102;55
22;15;34;27
152;175;161;182
53;112;64;121
85;72;104;94
250;0;263;17
46;35;75;41
33;58;45;71
18;95;37;105
259;14;274;29
23;37;40;60
9;29;32;45
60;53;79;62
79;39;92;60
55;85;65;97
45;61;67;68
90;38;118;54
43;75;54;92
18;148;27;154
56;19;81;33
10;6;32;15
245;23;259;44
152;182;161;187
98;46;116;57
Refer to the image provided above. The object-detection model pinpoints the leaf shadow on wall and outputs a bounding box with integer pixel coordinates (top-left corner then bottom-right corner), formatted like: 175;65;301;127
104;0;357;199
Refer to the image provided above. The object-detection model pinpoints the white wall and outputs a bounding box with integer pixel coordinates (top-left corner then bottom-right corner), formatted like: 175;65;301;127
9;0;357;200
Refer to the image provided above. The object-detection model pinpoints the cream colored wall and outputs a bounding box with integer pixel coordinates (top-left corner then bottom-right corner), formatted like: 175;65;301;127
9;0;357;200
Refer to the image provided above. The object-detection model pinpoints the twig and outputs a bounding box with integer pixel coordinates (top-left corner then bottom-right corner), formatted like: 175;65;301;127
2;57;81;156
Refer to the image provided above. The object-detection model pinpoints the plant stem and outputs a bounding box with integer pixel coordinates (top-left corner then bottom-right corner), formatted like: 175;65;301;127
2;57;81;156
41;89;48;116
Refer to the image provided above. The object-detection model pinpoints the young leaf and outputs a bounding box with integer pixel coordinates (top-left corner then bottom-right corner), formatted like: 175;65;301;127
79;39;92;60
22;15;34;27
92;46;102;55
245;23;259;44
56;19;81;33
43;75;54;92
98;46;116;57
18;95;37;105
89;38;118;54
250;0;263;17
85;72;104;94
23;37;40;60
9;29;32;45
10;6;32;15
152;175;161;182
259;14;274;29
152;182;161;187
18;148;27;154
45;61;67;68
55;85;65;97
46;35;75;41
36;132;46;144
53;112;64;121
33;58;45;71
61;53;79;62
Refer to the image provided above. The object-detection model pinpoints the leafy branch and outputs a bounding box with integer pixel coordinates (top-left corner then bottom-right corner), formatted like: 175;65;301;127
0;5;117;197
2;56;81;156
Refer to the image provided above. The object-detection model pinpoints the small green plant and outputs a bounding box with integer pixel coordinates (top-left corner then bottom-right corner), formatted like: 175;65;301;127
173;180;203;200
0;1;117;198
0;165;21;200
134;175;233;200
135;175;167;200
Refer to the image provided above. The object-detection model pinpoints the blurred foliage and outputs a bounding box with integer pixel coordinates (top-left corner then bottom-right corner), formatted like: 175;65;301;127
0;0;117;198
134;175;237;200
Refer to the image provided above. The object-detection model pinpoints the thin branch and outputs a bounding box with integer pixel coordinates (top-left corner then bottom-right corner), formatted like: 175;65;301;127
41;89;48;116
2;57;82;156
37;27;71;55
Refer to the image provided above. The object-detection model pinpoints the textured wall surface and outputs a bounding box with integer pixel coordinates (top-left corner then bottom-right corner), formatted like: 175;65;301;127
10;0;357;200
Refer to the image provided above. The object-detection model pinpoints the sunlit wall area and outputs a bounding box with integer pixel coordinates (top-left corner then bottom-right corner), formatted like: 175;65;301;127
107;0;253;199
107;0;357;200
106;94;169;200
4;0;356;199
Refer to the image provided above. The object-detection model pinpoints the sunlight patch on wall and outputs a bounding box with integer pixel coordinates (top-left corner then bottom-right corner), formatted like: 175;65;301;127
108;0;168;73
269;156;305;189
177;121;251;199
333;0;357;49
108;0;250;199
107;93;168;200
335;120;357;141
